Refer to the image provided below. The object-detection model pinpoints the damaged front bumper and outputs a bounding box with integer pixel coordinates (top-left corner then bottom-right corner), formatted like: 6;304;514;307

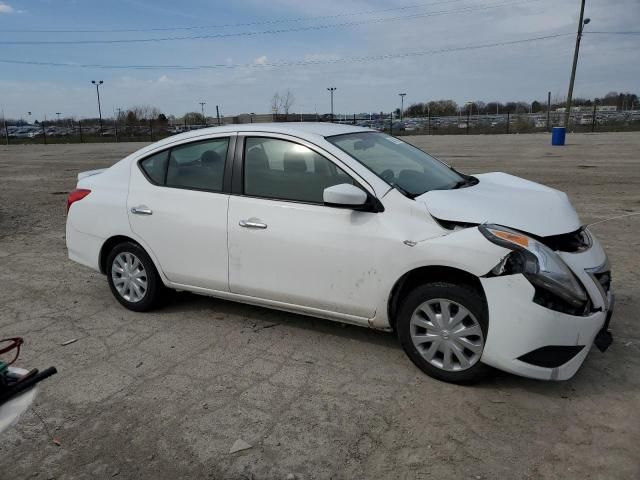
480;273;613;380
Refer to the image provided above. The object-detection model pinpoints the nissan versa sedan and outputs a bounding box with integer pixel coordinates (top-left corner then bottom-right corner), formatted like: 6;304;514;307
65;123;613;383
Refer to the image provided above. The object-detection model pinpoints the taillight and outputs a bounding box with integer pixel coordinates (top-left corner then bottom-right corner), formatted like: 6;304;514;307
66;189;91;212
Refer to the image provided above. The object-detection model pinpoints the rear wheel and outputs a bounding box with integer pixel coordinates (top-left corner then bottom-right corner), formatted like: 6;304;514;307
397;282;491;384
106;242;164;312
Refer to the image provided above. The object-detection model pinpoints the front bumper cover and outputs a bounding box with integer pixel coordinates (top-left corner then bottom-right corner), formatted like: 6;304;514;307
479;274;612;381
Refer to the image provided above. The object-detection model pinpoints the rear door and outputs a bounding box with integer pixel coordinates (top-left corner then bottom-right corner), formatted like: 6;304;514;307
127;134;235;290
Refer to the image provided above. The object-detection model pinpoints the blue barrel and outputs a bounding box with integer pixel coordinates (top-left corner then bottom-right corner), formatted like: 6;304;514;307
551;127;566;146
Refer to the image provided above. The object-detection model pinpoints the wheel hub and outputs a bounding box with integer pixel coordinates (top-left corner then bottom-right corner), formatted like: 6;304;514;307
409;298;484;372
111;252;148;303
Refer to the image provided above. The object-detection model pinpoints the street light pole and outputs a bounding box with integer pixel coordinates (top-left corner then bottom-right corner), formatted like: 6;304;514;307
564;0;590;129
91;80;104;134
199;102;206;126
465;101;474;134
546;91;552;132
327;87;336;122
56;112;61;124
398;93;406;122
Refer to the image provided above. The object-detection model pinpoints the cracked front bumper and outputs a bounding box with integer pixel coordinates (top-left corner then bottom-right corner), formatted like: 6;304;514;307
479;274;612;381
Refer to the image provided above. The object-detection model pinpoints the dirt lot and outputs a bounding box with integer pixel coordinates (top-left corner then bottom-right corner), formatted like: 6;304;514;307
1;132;639;479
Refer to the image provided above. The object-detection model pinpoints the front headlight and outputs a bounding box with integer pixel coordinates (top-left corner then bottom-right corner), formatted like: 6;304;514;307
479;224;588;310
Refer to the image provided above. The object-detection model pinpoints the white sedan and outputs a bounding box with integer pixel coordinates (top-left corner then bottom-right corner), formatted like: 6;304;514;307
66;123;613;383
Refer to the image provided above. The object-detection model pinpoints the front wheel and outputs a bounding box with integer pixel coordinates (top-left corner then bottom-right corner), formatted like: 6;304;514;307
106;242;164;312
397;282;492;384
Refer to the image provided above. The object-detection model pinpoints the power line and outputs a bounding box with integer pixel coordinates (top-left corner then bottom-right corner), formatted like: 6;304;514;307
0;0;468;33
586;31;640;35
0;0;542;45
0;33;573;70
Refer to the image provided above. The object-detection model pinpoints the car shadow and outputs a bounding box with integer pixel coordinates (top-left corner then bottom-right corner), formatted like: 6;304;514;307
159;291;628;394
161;290;400;350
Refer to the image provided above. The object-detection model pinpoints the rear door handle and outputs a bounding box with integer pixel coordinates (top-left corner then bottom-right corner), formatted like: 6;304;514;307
239;219;267;229
131;206;153;215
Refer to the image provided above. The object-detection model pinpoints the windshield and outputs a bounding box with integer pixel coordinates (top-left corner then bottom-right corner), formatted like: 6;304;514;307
327;132;466;197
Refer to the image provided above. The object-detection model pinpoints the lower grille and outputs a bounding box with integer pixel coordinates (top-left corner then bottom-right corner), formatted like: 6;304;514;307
518;345;585;368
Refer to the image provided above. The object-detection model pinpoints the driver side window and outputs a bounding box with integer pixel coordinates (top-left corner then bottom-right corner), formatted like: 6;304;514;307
243;137;353;203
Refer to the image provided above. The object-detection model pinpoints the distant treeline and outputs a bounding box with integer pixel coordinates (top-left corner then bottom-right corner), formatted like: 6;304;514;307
401;91;639;117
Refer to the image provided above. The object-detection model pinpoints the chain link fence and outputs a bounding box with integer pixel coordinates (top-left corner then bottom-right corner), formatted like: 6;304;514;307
3;110;639;145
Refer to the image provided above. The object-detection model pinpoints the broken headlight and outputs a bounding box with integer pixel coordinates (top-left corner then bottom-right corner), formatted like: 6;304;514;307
480;224;589;312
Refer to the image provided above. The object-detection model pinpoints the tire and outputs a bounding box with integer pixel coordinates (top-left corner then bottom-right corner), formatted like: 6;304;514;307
397;282;492;384
106;241;165;312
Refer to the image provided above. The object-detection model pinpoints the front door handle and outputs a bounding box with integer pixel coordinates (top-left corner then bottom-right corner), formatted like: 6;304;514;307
239;219;267;229
131;206;153;215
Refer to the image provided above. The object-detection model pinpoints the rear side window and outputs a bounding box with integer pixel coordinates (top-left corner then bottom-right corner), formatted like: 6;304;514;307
140;151;168;185
244;137;352;203
166;138;229;191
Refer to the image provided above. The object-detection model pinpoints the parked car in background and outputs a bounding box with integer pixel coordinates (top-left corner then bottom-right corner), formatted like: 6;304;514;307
66;123;614;383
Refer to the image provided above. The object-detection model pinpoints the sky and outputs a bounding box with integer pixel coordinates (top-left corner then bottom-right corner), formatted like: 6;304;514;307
0;0;638;120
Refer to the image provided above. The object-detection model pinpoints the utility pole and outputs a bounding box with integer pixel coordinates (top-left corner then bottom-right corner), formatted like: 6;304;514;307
398;93;406;122
327;87;336;122
2;109;8;146
199;102;206;126
116;108;122;142
546;91;552;132
216;105;221;126
564;0;590;129
591;100;597;132
42;115;47;145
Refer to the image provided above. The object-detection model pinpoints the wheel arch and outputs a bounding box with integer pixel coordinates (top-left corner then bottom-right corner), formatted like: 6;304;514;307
387;265;487;332
99;235;164;279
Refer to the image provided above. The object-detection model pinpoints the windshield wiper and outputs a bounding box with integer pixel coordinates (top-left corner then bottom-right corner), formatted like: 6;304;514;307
451;176;478;189
392;183;418;199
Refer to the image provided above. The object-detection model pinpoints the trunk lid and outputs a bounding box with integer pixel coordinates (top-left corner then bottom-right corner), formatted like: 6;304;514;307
77;168;107;181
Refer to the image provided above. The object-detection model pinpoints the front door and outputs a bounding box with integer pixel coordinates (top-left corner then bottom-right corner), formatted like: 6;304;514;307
127;135;233;291
227;135;384;318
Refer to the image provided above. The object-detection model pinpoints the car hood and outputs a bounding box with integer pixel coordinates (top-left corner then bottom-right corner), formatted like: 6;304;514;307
416;172;581;237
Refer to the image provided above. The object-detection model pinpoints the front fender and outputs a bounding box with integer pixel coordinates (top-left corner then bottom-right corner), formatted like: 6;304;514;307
409;227;510;277
370;227;510;329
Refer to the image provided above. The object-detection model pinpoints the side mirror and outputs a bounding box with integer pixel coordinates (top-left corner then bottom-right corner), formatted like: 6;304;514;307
324;183;384;212
324;183;367;207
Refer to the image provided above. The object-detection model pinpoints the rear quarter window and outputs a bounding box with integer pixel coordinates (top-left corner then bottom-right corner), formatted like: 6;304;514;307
140;150;169;184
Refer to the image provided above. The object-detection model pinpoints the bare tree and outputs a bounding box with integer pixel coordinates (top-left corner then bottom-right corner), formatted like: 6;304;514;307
271;89;295;117
281;89;295;115
271;92;282;115
128;105;162;121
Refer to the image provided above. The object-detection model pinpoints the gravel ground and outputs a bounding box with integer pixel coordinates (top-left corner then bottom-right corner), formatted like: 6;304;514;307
0;132;639;479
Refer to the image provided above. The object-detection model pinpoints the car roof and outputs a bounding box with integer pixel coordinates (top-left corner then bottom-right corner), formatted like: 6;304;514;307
151;122;372;149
